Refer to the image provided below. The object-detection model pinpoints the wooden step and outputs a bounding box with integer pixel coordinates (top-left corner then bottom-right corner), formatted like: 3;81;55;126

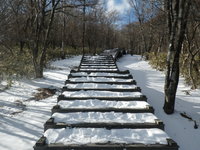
51;105;154;114
62;87;141;92
34;133;179;150
44;117;164;131
57;95;147;102
33;54;179;150
81;64;116;66
70;70;130;74
82;60;114;63
65;80;137;85
79;69;118;72
80;66;118;69
68;74;133;79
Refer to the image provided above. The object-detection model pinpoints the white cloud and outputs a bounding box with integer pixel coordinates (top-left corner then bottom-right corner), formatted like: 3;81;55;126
107;0;130;14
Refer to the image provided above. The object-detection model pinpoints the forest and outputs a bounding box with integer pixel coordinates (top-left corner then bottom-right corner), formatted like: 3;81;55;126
0;0;199;89
1;1;200;150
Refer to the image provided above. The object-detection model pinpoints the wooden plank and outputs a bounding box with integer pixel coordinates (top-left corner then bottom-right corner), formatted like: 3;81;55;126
62;87;141;92
79;69;119;72
57;95;147;102
65;80;137;85
70;70;130;74
68;74;133;79
77;70;122;73
82;59;114;62
83;57;112;59
34;137;179;150
79;68;118;70
43;118;165;131
83;57;113;61
82;60;114;62
81;62;115;64
51;105;155;114
81;64;116;66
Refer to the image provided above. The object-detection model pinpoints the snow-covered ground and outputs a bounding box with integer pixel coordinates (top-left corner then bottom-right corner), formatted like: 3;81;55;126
0;56;81;150
0;54;199;150
117;55;200;150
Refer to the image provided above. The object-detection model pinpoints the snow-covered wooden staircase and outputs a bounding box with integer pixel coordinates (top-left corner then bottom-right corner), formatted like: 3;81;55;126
34;54;179;150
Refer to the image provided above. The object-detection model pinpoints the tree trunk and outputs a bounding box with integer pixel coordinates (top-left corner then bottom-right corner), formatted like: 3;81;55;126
164;0;191;114
61;1;66;59
82;0;86;54
33;56;43;78
40;0;59;76
164;51;180;114
20;41;25;54
189;55;196;89
30;0;60;78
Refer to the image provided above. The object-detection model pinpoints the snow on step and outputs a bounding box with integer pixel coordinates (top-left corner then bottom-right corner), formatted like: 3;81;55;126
69;77;133;82
71;72;129;77
52;112;158;124
83;56;112;58
65;83;137;89
80;66;117;69
80;68;118;71
58;100;150;109
62;90;142;98
82;62;114;64
81;63;116;66
44;128;170;145
84;56;109;58
83;58;112;61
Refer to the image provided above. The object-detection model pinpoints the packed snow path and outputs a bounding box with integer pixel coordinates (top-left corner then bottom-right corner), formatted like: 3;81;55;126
34;54;179;150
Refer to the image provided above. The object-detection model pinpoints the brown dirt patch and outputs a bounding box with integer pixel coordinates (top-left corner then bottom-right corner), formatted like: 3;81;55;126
33;88;57;100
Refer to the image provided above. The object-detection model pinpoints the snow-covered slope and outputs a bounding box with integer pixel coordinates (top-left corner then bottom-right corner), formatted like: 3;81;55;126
117;55;200;150
0;56;81;150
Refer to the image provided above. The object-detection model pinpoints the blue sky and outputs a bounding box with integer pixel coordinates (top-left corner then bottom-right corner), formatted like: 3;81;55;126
104;0;136;25
106;0;131;15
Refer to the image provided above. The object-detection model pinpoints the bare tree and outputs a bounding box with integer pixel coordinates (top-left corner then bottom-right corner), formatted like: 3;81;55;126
163;0;191;114
129;0;157;56
27;0;60;78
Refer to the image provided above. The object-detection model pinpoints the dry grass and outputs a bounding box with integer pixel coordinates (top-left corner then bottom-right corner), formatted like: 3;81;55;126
33;88;57;100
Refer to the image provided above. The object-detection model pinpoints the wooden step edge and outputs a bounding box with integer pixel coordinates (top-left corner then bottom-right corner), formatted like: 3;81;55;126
34;138;179;150
80;65;117;68
57;95;147;102
81;62;115;65
51;105;155;114
79;68;118;70
70;70;130;74
43;118;164;131
79;70;119;72
82;57;113;59
61;87;141;92
65;80;137;85
68;74;133;79
81;59;115;61
81;62;116;64
81;63;116;66
82;59;114;61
